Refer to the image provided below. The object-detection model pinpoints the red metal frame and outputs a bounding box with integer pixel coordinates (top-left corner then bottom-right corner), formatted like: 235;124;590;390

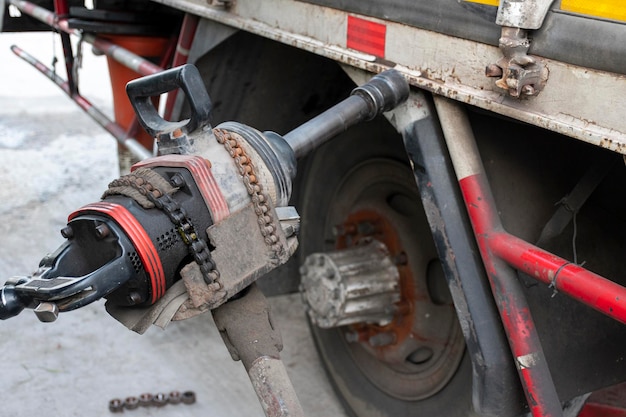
435;96;626;417
459;171;564;417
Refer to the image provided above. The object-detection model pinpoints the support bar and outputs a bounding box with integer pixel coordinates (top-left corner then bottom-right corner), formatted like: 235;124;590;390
11;44;151;161
490;232;626;324
434;96;564;417
8;0;164;76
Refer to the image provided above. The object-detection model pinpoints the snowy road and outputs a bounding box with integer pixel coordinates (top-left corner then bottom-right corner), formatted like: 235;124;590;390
0;32;345;417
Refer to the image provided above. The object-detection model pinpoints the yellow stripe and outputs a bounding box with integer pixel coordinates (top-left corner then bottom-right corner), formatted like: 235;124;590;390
463;0;499;6
561;0;626;22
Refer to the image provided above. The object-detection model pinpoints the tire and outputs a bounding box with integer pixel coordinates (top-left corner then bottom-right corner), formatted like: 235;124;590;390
297;119;479;417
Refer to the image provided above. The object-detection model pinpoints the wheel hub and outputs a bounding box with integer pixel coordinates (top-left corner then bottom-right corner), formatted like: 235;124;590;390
302;159;466;401
300;238;401;329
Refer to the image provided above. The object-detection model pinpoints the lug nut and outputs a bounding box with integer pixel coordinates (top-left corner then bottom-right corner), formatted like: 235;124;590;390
154;393;168;407
138;393;153;407
181;391;196;405
168;390;182;405
109;399;123;413
110;390;195;411
124;396;139;410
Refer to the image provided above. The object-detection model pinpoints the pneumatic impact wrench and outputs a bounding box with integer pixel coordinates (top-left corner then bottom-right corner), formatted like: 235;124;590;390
0;64;409;324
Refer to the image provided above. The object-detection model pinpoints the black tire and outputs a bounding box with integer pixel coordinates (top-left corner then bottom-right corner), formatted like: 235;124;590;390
297;118;478;417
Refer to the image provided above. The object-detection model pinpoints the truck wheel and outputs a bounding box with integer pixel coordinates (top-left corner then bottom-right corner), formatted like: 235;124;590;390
298;121;479;417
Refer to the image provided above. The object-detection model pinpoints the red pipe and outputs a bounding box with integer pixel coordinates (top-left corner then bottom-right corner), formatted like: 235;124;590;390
459;171;564;417
52;0;68;15
490;232;626;324
436;97;564;417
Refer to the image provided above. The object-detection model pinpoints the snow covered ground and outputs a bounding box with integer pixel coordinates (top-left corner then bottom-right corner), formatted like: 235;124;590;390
0;32;345;417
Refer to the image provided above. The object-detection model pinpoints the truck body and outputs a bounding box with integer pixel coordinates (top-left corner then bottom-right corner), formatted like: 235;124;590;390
2;1;626;416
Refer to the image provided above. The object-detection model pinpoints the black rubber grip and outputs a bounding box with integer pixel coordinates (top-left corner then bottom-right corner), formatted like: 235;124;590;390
126;64;212;137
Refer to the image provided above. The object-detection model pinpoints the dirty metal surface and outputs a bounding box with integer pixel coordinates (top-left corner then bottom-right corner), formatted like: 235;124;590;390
153;0;626;154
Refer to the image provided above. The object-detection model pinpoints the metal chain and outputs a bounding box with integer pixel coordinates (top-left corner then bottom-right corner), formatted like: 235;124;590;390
108;171;220;285
213;129;285;264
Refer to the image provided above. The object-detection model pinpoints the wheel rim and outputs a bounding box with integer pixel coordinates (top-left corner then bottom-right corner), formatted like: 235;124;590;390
319;159;466;401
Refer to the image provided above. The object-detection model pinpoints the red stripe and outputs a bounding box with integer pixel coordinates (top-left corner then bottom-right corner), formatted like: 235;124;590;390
460;173;563;417
133;155;230;222
69;202;166;304
347;15;386;57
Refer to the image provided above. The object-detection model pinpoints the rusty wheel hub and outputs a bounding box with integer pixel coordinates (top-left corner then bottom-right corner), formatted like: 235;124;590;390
301;159;465;401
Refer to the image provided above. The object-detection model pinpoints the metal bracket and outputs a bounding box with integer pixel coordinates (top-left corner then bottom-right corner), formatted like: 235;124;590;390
486;27;548;98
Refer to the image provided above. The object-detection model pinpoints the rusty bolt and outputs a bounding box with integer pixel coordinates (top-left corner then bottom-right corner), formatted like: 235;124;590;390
138;393;153;407
95;224;110;239
173;128;184;138
154;393;168;407
485;64;503;78
109;399;124;413
60;225;74;239
181;391;196;405
124;396;139;410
